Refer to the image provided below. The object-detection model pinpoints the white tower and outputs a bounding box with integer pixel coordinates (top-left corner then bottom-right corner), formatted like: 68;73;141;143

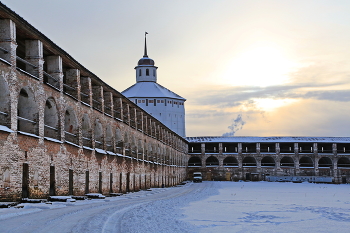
122;33;186;137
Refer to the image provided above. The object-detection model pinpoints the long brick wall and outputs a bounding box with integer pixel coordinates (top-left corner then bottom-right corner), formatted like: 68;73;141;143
0;3;188;201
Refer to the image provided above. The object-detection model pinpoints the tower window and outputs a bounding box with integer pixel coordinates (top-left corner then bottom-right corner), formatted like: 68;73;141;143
139;69;142;76
153;70;155;76
146;69;149;76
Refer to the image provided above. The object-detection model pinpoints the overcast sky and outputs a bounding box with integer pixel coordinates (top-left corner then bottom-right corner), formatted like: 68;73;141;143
3;0;350;137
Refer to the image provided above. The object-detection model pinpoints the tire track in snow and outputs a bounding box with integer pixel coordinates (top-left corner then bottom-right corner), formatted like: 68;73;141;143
0;182;218;233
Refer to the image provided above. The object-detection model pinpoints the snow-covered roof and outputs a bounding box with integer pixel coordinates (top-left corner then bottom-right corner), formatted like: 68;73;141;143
122;82;186;101
186;136;350;143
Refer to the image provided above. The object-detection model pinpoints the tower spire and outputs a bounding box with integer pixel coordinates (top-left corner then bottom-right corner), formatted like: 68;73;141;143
144;32;148;57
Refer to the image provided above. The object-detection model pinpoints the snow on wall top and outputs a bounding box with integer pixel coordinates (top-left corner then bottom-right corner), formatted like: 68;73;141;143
186;136;350;143
122;82;186;100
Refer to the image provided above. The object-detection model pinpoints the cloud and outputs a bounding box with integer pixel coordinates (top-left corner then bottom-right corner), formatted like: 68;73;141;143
303;90;350;102
185;61;350;137
222;114;246;137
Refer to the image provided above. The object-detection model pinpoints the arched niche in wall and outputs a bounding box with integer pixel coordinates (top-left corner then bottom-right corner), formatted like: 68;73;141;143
206;156;219;167
82;113;92;147
261;156;276;167
44;97;60;140
223;156;238;167
131;135;137;156
64;107;78;144
280;156;294;168
188;156;201;167
0;75;10;128
18;87;39;135
318;157;332;168
138;139;143;153
94;118;103;149
338;157;350;168
115;128;123;153
105;125;113;152
299;156;314;168
242;156;257;167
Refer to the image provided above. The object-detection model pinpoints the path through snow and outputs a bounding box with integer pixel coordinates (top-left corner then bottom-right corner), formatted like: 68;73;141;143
0;182;216;233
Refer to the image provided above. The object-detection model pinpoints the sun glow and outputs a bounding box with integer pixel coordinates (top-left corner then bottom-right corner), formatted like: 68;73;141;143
253;98;298;112
221;46;297;87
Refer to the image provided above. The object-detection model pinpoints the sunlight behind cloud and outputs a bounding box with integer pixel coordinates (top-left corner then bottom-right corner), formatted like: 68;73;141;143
221;46;297;87
253;98;298;112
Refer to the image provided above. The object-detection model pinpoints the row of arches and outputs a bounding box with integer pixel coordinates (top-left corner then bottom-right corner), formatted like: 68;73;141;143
0;71;186;151
0;82;185;159
188;156;350;168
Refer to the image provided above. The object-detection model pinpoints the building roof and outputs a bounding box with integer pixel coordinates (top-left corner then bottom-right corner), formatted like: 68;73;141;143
138;57;155;66
122;82;186;100
186;136;350;143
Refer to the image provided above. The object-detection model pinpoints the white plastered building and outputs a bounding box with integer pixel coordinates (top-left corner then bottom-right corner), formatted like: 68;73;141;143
122;35;186;137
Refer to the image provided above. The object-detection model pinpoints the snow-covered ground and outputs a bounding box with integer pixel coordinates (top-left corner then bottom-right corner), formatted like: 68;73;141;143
0;181;349;232
183;182;350;233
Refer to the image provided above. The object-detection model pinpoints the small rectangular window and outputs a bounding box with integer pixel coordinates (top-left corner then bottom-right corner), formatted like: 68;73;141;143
142;100;145;103
157;100;161;103
149;100;153;103
138;100;141;103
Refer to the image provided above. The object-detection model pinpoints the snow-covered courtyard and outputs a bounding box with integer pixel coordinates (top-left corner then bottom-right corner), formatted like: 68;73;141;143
0;181;349;232
183;182;350;233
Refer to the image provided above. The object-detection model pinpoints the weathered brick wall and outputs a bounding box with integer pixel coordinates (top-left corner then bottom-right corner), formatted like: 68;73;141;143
0;9;189;201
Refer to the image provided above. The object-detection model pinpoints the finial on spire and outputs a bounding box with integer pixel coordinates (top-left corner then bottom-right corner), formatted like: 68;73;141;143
144;32;148;57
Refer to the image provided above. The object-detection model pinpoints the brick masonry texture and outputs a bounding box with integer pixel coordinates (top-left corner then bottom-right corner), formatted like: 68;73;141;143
0;3;188;201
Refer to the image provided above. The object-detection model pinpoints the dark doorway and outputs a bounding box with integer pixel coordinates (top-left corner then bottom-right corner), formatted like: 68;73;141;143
98;172;102;193
85;170;89;194
49;166;56;196
109;173;113;193
133;174;136;191
145;174;147;189
342;177;347;184
126;172;130;192
245;173;251;181
69;169;73;195
119;173;123;193
22;163;29;198
139;174;142;190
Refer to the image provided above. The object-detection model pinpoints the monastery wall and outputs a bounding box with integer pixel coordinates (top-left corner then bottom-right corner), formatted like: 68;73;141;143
187;140;350;184
0;5;188;202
